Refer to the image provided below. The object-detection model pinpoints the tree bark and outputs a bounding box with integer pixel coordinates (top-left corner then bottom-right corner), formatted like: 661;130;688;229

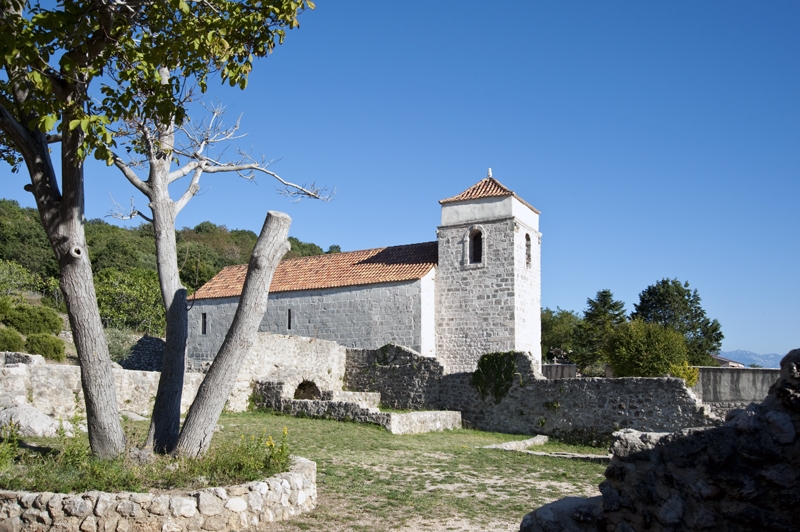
173;211;291;457
144;194;188;453
1;106;126;458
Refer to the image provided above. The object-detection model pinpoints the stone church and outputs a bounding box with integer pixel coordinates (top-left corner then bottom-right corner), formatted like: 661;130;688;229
188;173;542;373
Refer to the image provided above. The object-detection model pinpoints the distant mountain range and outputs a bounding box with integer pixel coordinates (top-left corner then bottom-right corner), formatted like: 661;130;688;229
719;350;785;368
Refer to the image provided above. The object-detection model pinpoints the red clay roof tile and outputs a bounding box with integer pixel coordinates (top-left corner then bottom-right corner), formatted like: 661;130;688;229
191;241;438;300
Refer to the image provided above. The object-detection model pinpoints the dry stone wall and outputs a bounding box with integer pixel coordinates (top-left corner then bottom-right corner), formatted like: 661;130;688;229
344;345;444;410
0;353;204;419
344;347;717;443
0;457;316;532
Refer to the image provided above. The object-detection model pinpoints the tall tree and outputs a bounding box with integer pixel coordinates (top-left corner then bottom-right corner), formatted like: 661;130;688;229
631;278;723;366
540;307;582;363
0;0;312;457
110;104;324;453
572;289;627;372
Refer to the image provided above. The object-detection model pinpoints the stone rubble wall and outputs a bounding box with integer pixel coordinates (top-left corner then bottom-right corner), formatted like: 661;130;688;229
344;347;717;443
0;457;316;532
343;345;443;410
252;383;461;435
0;354;204;419
119;336;166;372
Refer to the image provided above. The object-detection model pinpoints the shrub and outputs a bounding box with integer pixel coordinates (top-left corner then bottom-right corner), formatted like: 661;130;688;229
0;327;24;352
95;268;165;336
470;351;518;403
604;319;688;378
4;304;62;335
669;360;700;387
25;334;65;362
0;297;12;322
104;328;138;363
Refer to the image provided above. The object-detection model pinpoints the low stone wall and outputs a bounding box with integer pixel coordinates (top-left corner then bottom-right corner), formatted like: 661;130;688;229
320;390;380;408
443;373;716;444
344;348;717;443
0;354;204;419
119;336;166;372
192;334;347;413
0;457;317;531
253;381;461;435
692;366;780;403
344;345;443;410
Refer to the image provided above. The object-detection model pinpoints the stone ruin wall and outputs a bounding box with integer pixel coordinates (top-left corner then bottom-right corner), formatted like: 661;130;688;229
0;333;346;419
344;345;719;443
0;457;317;532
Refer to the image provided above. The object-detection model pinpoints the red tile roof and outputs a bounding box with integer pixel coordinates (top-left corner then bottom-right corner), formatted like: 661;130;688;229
191;241;438;300
439;177;540;214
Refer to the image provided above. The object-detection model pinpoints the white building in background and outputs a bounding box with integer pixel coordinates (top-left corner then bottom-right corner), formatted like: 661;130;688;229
188;173;542;374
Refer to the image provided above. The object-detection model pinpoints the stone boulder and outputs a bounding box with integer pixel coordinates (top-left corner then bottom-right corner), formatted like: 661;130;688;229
0;404;74;437
519;348;800;532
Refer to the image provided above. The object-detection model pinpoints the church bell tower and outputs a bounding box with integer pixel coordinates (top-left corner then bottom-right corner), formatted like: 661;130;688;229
434;170;542;373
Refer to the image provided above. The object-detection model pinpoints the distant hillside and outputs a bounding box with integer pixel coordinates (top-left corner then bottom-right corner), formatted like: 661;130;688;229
720;350;785;368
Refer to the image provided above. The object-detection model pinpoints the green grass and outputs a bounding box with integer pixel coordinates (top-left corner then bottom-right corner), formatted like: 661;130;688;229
1;412;607;531
222;412;607;531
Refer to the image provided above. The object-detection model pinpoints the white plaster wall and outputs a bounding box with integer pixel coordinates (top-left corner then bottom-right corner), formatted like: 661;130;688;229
514;218;542;367
441;196;539;231
419;267;437;357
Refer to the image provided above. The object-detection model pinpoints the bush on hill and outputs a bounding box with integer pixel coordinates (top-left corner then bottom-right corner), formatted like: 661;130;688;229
25;334;65;362
4;304;62;336
0;327;24;352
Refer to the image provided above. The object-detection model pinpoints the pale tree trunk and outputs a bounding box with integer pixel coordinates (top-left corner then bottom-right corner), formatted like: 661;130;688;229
144;194;188;453
173;211;290;457
1;106;126;458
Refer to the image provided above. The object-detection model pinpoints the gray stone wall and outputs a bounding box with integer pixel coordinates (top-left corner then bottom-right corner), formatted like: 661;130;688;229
445;374;716;444
343;345;444;410
0;457;317;531
0;357;204;419
343;348;717;443
435;217;519;373
188;280;425;363
691;366;780;403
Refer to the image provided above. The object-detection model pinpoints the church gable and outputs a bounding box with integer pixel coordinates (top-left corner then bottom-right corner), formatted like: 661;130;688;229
192;241;438;300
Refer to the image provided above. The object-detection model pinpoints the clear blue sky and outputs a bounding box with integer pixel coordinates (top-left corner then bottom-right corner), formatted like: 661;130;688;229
2;2;798;355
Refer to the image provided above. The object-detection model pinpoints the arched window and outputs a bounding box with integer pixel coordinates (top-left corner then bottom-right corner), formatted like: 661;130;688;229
469;230;483;264
525;234;531;268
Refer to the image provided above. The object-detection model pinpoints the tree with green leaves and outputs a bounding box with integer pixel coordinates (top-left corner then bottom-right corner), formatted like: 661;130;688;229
541;307;582;363
0;0;313;458
631;279;723;366
603;319;689;378
572;289;627;372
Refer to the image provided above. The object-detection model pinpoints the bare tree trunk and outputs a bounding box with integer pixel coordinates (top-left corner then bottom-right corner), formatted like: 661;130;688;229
144;196;187;453
173;211;290;457
5;111;126;459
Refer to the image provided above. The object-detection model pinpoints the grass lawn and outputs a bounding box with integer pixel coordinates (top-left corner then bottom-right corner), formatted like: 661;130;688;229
220;411;608;532
3;411;607;531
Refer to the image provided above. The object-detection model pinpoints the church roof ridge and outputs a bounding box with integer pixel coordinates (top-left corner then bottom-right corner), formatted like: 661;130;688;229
191;241;438;300
439;176;540;214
